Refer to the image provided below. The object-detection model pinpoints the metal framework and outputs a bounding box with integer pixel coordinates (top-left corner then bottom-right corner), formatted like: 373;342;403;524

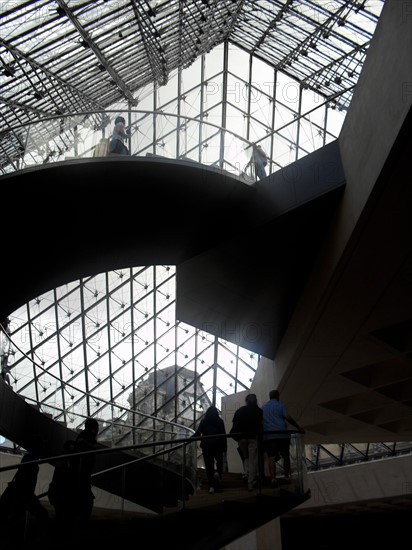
5;266;260;430
1;1;384;170
306;441;412;470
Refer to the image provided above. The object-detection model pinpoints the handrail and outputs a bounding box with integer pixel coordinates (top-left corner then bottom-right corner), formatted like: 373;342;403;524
2;110;253;152
4;324;408;478
0;439;188;477
0;109;259;181
0;430;301;476
0;432;310;548
0;430;309;550
0;436;192;505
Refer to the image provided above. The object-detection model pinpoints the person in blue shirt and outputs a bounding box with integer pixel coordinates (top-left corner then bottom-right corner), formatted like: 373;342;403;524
262;389;305;487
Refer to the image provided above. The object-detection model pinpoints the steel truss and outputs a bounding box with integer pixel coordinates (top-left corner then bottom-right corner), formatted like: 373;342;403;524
1;1;384;171
7;266;259;430
306;441;412;470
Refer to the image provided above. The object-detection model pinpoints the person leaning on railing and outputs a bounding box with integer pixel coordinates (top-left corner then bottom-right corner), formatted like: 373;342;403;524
261;389;305;488
251;143;268;180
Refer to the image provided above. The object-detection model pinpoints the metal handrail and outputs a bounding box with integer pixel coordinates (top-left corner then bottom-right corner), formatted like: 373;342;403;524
0;109;259;181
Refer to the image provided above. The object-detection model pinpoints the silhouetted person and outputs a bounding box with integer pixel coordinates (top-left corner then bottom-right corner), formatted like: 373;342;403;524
230;394;263;491
0;434;48;536
72;418;99;524
192;406;227;494
251;143;268;180
236;445;247;481
262;389;305;488
13;435;47;517
0;317;10;333
48;439;76;525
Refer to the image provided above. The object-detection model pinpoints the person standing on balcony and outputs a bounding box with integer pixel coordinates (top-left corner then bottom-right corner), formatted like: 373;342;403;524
251;143;268;180
230;394;263;492
262;389;305;488
192;406;227;494
108;115;130;156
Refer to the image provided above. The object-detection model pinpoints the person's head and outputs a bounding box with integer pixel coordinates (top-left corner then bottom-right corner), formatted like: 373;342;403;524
269;389;280;400
115;115;126;125
245;393;258;406
205;405;220;420
84;418;99;436
63;440;76;454
26;434;46;456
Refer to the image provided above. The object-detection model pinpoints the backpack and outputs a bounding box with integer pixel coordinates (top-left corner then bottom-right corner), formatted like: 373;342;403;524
94;138;109;157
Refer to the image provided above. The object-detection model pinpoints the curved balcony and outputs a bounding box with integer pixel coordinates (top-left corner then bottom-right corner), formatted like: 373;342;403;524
0;110;260;183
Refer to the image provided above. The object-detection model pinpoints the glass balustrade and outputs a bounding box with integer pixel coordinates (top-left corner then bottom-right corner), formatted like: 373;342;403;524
1;110;258;183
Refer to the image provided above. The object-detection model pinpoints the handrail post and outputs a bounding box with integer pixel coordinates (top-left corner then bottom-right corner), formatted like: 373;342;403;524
121;464;126;519
257;432;263;495
181;441;187;511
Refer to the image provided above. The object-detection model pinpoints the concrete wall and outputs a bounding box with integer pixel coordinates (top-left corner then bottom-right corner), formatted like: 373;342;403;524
221;517;282;550
250;356;277;406
339;0;412;221
219;454;412;549
221;389;249;474
299;453;412;510
274;0;412;393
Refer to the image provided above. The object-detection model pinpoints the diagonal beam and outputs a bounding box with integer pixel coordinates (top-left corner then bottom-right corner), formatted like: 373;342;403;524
55;0;137;104
0;95;50;117
129;0;168;86
0;37;104;111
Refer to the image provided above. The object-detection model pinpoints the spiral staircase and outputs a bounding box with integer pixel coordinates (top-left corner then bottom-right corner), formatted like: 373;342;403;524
0;371;310;549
